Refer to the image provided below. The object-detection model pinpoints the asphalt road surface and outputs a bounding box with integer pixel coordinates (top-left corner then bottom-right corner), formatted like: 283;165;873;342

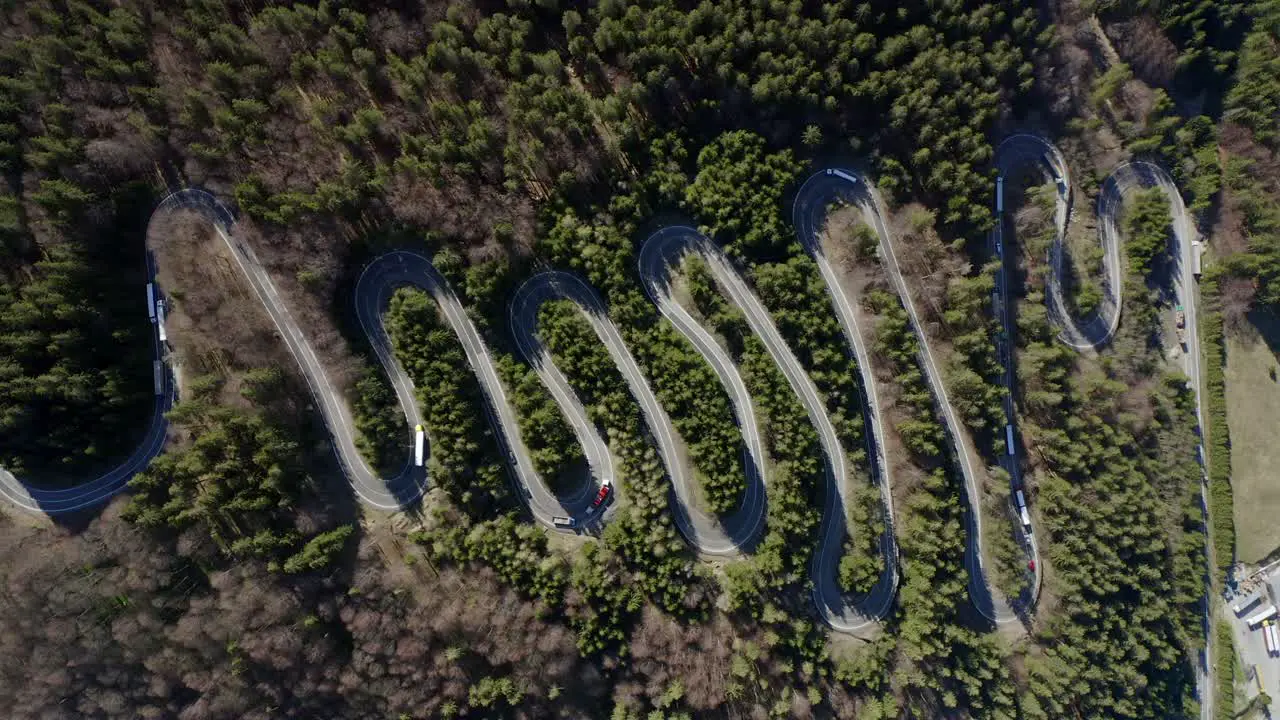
805;169;1014;624
0;191;238;513
998;134;1123;350
362;252;599;526
0;189;430;512
511;270;722;542
790;175;902;628
639;226;895;631
208;201;425;509
997;137;1212;716
637;228;768;552
1100;160;1211;720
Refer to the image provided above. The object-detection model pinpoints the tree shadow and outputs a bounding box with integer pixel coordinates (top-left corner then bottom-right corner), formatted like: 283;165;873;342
1241;308;1280;364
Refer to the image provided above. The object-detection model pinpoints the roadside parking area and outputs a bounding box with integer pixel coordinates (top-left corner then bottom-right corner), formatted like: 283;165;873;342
1227;566;1280;711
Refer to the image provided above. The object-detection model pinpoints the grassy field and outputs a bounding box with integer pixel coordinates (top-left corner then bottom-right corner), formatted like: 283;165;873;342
1225;309;1280;564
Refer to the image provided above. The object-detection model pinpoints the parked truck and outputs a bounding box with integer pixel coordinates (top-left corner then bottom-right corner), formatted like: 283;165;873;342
1235;594;1263;616
1245;604;1277;628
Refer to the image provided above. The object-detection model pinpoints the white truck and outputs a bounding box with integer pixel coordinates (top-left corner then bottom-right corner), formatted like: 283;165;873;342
413;424;425;467
155;299;167;343
1234;594;1262;616
826;168;858;185
1043;154;1067;194
153;360;163;396
1245;604;1277;628
996;176;1004;214
1015;489;1031;529
552;516;577;529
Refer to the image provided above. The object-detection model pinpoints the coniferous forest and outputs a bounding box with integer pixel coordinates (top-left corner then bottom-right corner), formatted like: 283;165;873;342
0;0;1273;717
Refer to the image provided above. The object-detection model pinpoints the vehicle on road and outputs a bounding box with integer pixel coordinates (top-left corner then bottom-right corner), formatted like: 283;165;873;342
1014;489;1033;531
1042;153;1067;193
826;168;858;185
589;483;611;511
156;299;167;343
413;424;425;467
552;516;577;529
1175;304;1187;348
147;283;157;322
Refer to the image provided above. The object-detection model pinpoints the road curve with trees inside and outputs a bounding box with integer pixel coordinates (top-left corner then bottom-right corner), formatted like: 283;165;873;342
997;137;1212;717
0;245;172;514
639;225;896;631
636;229;768;553
794;168;1018;624
789;173;903;628
1092;157;1211;720
365;252;603;526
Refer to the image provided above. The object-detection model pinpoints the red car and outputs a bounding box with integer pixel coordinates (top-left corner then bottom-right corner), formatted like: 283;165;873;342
591;484;612;509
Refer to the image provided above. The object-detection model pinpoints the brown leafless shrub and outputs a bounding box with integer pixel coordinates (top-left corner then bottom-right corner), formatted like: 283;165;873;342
0;507;606;719
1106;17;1178;88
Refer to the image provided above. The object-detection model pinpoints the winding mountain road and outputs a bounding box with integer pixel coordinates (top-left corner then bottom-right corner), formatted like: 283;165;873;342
363;252;600;526
3;144;1213;695
790;177;902;627
1100;159;1210;720
637;230;768;552
997;134;1124;350
213;195;426;510
795;169;1016;623
997;136;1212;716
511;270;734;544
639;226;895;630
